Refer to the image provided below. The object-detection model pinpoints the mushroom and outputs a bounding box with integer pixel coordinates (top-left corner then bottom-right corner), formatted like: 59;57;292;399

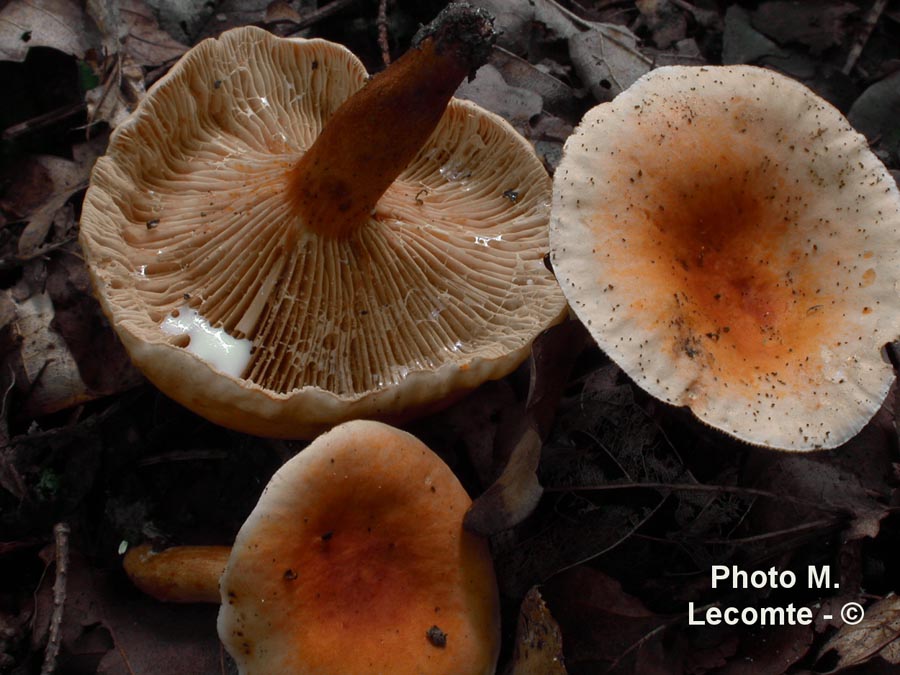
550;65;900;451
124;544;229;604
80;4;566;438
122;420;501;675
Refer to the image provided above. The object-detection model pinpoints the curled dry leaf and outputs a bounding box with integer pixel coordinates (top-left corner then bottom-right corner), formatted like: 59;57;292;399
818;593;900;672
568;25;651;103
464;425;543;536
465;322;589;536
11;292;96;419
10;151;98;259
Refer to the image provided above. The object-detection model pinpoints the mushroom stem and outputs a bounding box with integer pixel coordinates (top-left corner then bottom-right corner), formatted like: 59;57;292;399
290;2;496;238
123;544;230;603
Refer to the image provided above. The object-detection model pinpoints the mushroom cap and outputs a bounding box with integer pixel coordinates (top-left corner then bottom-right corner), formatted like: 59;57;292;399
550;65;900;451
217;419;500;675
80;26;565;438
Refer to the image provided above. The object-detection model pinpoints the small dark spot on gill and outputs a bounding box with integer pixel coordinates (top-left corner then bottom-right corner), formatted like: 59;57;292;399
21;31;31;42
146;219;160;229
502;189;519;203
283;569;298;580
321;531;334;541
213;79;222;88
312;60;319;69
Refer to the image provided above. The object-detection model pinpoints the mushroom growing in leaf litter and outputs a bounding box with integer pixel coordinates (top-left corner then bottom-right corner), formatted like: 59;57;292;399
550;65;900;451
80;4;566;438
122;420;501;675
218;419;500;674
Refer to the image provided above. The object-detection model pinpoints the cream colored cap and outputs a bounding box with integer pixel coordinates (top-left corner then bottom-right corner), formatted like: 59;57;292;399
217;420;500;674
80;26;566;438
551;65;900;450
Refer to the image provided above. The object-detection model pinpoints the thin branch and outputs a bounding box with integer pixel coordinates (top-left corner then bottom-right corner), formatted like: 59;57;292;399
607;601;718;672
701;518;841;545
377;0;391;67
545;481;846;513
40;523;70;675
286;0;364;37
844;0;889;74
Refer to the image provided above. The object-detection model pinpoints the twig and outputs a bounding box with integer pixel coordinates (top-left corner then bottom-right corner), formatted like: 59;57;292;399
844;0;889;74
2;103;87;142
377;0;391;67
701;518;840;545
607;601;717;672
545;481;846;513
40;523;70;675
285;0;365;37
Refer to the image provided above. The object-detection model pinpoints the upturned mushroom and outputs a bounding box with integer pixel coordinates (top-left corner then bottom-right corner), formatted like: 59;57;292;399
123;420;501;675
80;4;566;438
550;65;900;451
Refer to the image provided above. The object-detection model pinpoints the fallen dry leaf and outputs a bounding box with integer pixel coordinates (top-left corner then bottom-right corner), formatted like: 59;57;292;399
118;0;189;66
464;425;543;536
635;0;688;49
33;548;221;675
751;0;857;54
743;387;896;543
0;0;97;62
568;24;652;103
819;593;900;672
85;53;146;128
489;47;583;121
543;565;673;672
511;586;567;675
10;291;97;418
456;64;543;134
465;322;589;535
848;69;900;161
722;5;791;65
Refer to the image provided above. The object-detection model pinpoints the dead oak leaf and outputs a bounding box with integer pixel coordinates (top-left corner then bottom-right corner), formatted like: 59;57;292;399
512;587;567;675
0;0;97;62
818;593;900;673
751;0;858;54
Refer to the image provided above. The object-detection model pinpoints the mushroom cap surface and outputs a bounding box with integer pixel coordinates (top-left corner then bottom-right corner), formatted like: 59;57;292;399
80;26;565;438
217;419;500;675
550;65;900;451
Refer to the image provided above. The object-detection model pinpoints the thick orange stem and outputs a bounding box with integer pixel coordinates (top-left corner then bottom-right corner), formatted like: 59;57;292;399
124;544;230;603
290;3;495;238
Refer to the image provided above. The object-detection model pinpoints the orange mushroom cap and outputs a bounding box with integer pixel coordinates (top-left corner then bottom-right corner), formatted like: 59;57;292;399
550;65;900;451
79;23;565;439
217;419;500;674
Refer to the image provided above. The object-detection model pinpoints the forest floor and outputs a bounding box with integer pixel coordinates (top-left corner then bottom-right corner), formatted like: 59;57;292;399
2;0;900;673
